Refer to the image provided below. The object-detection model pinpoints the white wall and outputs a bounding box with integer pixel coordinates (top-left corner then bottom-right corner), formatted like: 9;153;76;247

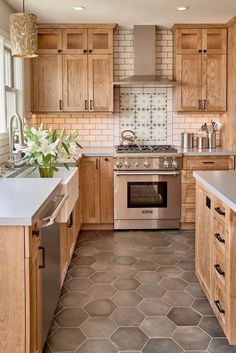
0;0;14;35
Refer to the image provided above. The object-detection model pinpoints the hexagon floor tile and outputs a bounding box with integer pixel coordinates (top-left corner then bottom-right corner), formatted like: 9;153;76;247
43;230;236;353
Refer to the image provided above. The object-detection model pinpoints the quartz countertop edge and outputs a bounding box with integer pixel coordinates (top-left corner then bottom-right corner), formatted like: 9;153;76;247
81;146;114;157
0;178;62;226
179;147;236;156
193;170;236;212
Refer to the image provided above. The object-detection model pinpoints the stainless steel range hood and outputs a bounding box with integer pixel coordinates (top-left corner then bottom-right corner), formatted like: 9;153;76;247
114;25;176;87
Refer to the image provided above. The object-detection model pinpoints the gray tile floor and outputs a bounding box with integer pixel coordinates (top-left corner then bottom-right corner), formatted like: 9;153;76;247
43;230;236;353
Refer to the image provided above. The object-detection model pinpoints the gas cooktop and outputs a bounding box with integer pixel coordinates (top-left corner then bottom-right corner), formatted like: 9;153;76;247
116;144;178;154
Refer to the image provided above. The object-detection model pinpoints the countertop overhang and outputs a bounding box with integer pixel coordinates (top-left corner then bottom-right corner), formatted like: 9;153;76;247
193;170;236;212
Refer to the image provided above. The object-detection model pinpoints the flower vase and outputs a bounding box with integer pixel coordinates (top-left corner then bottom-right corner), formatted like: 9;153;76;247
38;166;54;178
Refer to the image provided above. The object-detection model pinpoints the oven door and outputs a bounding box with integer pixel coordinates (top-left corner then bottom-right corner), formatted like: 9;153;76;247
114;170;181;221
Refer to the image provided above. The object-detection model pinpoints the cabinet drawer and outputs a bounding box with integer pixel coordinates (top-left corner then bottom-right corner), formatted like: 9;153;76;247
213;218;228;253
181;203;195;222
183;156;233;170
182;183;196;203
212;282;227;331
213;197;230;230
182;170;195;183
212;247;226;290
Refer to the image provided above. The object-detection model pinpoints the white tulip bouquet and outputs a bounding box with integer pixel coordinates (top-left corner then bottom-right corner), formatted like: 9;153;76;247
23;123;82;177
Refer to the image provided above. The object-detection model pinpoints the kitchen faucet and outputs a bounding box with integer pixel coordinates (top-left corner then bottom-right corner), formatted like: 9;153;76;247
6;113;26;169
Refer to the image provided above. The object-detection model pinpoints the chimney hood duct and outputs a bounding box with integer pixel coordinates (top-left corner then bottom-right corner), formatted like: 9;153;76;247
114;25;176;86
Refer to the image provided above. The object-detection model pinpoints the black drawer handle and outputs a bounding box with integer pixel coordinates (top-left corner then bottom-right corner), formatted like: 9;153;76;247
214;300;225;314
215;207;225;216
214;233;225;244
203;161;214;164
214;264;225;277
39;246;45;269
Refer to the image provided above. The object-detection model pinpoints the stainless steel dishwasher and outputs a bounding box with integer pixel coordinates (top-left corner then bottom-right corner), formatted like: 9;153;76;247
38;193;68;347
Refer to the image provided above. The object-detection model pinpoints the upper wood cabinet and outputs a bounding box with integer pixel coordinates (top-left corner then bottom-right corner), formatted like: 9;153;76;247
176;28;227;55
32;24;115;113
88;55;113;112
88;28;113;54
38;29;63;54
173;26;227;112
32;55;63;112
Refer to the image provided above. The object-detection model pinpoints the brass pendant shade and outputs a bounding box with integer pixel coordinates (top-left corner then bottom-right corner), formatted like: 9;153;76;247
10;8;38;58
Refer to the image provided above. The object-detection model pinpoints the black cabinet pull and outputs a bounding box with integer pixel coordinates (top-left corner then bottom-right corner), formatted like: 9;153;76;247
214;233;225;244
96;158;99;170
68;213;73;228
198;99;202;110
206;196;211;209
83;49;87;53
85;100;88;111
203;161;214;164
32;229;40;237
58;49;62;53
215;207;225;216
214;300;225;314
203;49;207;53
214;264;225;277
203;99;207;110
89;49;93;53
39;246;45;269
198;49;202;53
59;99;62;110
90;100;93;111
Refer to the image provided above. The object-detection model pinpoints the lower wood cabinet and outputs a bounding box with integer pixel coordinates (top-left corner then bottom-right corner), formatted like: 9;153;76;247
195;181;236;344
81;156;114;229
181;156;234;228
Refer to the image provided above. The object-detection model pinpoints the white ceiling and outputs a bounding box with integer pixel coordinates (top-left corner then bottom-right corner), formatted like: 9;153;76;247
4;0;236;28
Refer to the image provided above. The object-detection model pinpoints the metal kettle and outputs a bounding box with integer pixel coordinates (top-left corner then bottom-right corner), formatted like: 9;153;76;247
120;130;137;146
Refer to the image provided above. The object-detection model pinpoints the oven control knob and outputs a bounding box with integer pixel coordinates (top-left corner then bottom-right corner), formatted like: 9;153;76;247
172;158;178;169
163;158;169;168
144;160;150;168
115;160;123;168
124;160;131;168
134;160;139;168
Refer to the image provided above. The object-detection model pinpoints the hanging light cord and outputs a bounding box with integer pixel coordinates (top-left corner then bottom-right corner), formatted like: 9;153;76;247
23;0;25;12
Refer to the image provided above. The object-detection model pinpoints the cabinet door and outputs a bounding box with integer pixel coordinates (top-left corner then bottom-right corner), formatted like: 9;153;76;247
176;29;202;54
202;29;227;55
100;157;114;224
28;226;41;353
38;29;63;55
202;54;226;112
88;28;113;54
32;55;62;112
175;55;202;111
88;55;113;112
195;183;212;297
81;158;100;223
63;55;88;111
63;29;88;54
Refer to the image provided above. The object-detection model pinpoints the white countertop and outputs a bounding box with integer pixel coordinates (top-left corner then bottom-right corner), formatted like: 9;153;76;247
82;146;114;157
193;171;236;212
179;147;236;156
0;178;61;226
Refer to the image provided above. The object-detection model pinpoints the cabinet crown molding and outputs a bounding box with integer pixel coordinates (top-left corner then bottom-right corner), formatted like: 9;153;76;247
37;23;117;29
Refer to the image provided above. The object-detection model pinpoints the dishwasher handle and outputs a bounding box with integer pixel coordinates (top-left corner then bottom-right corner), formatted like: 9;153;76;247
40;194;69;229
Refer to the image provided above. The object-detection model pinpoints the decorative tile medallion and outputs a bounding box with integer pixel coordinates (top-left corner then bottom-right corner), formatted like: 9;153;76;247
119;91;168;143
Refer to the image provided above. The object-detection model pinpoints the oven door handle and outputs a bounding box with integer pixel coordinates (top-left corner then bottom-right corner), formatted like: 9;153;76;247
115;171;180;176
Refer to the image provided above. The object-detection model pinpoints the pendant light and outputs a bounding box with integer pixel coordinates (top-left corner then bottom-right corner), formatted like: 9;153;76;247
10;0;38;58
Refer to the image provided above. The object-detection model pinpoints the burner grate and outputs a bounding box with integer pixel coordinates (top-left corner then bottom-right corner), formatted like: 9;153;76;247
116;145;178;153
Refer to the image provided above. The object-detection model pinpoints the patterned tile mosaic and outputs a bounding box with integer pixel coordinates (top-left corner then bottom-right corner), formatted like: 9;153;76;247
118;88;172;144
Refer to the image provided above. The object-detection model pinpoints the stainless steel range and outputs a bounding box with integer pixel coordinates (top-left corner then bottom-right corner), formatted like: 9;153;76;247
114;145;182;230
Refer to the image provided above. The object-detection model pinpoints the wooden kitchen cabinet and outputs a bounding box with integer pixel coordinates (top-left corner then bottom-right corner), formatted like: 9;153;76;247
195;183;212;298
88;55;113;112
32;55;63;112
32;24;115;113
81;157;114;228
173;26;227;112
195;181;236;344
38;28;63;54
181;156;234;228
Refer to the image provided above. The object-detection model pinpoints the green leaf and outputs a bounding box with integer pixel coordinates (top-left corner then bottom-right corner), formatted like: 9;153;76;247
64;163;70;170
62;142;70;155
